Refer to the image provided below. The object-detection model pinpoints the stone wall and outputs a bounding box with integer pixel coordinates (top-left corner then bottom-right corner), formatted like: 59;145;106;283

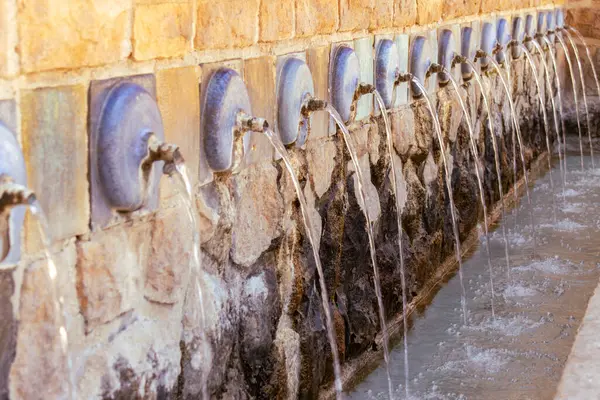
0;1;567;399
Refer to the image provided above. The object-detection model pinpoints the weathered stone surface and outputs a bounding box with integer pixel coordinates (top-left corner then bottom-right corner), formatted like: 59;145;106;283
306;46;331;141
437;87;462;143
392;106;416;158
442;0;480;19
21;85;89;253
133;3;192;61
10;244;79;400
296;0;338;37
0;0;17;77
259;0;294;42
0;269;16;399
18;0;131;72
156;66;201;201
145;206;193;304
394;0;417;27
195;0;259;50
370;0;393;29
230;162;283;267
306;138;337;198
339;0;372;32
76;221;151;331
416;0;443;25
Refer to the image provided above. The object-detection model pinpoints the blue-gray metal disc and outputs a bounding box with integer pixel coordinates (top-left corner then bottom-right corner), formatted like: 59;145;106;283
330;45;360;123
375;39;400;109
536;11;547;35
512;17;524;59
0;122;26;264
277;57;314;147
97;82;165;212
546;11;556;43
202;68;252;172
480;22;496;68
461;26;475;80
496;18;511;64
409;35;431;97
438;29;455;84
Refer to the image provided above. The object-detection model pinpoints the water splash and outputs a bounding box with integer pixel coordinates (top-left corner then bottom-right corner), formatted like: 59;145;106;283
520;44;557;222
556;33;585;170
563;30;595;168
443;69;497;315
261;129;345;399
29;202;76;400
324;105;394;399
373;89;410;399
171;164;210;400
409;78;468;325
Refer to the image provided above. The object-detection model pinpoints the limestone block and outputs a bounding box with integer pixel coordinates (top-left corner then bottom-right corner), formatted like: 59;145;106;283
306;138;337;198
133;3;192;61
442;0;480;20
339;0;372;32
394;0;417;28
17;0;131;72
371;0;393;29
0;0;17;77
230;162;283;267
156;66;201;202
306;45;331;141
296;0;339;37
21;85;89;253
259;0;294;42
0;269;16;399
416;0;443;25
195;0;259;50
145;206;193;304
391;107;416;158
76;221;151;331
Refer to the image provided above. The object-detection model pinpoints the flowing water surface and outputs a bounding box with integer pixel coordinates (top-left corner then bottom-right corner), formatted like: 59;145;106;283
348;155;600;399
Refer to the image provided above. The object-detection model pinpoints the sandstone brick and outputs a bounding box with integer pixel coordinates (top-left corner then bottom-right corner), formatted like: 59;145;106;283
306;46;331;140
339;0;372;32
0;0;18;77
21;85;89;253
17;0;131;72
0;269;16;399
259;0;294;42
296;0;338;37
371;0;393;29
195;0;258;50
133;3;192;61
156;66;201;201
244;56;276;164
76;222;151;331
145;206;192;304
443;0;481;19
416;0;443;25
394;0;417;28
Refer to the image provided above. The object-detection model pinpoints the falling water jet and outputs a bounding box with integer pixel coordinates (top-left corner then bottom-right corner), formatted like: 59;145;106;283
465;52;537;254
0;176;76;399
555;32;585;170
562;29;595;168
409;74;468;325
530;37;566;197
375;38;411;399
542;34;569;184
435;60;497;315
520;42;558;222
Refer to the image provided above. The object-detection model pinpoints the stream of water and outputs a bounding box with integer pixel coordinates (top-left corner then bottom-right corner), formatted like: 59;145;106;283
348;155;600;399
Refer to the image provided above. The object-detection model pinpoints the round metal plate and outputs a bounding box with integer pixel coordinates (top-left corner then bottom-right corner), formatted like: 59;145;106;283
97;82;165;211
480;22;495;68
409;35;431;97
277;57;314;147
375;39;399;109
512;17;524;59
202;68;252;172
546;11;556;43
330;45;360;123
496;18;510;64
0;122;26;264
536;12;547;35
438;29;455;85
461;26;475;80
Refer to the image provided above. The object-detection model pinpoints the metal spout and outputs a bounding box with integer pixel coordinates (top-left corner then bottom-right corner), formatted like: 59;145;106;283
301;97;328;116
0;175;35;215
145;134;185;177
426;62;444;78
394;72;413;85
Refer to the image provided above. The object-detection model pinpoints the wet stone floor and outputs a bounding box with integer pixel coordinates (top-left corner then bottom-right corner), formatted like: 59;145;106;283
348;155;600;400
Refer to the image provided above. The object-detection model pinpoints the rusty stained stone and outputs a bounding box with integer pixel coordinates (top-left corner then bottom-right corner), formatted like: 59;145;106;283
259;0;294;42
20;85;89;254
76;221;151;331
17;0;131;72
195;0;259;50
133;3;192;61
296;0;339;37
